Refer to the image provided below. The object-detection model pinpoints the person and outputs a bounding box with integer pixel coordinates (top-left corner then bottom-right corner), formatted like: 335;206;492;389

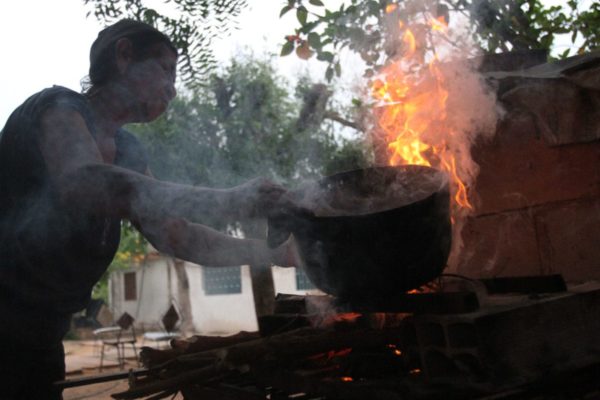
0;19;297;399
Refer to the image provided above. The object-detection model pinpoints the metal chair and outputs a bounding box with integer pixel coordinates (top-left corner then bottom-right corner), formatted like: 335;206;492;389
142;304;181;349
93;312;138;371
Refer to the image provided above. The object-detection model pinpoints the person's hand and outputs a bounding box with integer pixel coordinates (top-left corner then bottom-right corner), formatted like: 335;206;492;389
266;192;314;248
270;235;303;268
233;177;288;218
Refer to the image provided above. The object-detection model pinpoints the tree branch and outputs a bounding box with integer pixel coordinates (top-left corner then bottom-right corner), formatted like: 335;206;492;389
323;111;364;131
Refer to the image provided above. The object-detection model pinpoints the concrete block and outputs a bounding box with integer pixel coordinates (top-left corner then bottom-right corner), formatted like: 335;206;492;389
403;283;600;387
456;210;541;278
535;199;600;281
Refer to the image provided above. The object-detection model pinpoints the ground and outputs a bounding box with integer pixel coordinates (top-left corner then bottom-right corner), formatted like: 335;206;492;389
62;339;183;400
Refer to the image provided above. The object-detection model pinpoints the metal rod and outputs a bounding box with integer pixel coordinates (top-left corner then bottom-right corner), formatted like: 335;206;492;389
54;368;151;389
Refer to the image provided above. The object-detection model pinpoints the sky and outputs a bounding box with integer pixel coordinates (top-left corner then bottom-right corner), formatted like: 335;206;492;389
0;0;588;125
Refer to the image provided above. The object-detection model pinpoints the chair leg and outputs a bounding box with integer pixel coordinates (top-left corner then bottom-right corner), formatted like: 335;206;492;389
121;344;126;369
116;344;123;370
99;343;105;372
131;342;139;367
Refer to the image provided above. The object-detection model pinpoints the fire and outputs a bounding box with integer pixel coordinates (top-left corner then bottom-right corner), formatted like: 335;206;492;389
385;4;398;13
321;312;361;326
370;9;473;212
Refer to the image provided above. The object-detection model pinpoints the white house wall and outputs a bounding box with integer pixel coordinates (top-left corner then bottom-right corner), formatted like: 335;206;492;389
110;258;323;335
135;259;176;327
272;266;321;296
110;259;173;330
186;264;258;335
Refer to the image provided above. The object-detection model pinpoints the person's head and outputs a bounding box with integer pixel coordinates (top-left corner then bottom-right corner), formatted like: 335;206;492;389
86;19;178;122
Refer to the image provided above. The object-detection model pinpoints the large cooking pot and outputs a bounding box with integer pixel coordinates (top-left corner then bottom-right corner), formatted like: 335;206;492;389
268;165;451;307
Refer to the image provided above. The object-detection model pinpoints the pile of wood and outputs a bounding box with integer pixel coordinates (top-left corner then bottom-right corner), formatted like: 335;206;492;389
112;288;480;399
112;321;422;400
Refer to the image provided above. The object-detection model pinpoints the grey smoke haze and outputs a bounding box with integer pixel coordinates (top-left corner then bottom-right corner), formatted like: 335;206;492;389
291;166;449;217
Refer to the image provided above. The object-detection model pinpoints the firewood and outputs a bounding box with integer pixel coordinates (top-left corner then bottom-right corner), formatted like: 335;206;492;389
111;366;228;399
140;331;261;368
114;326;403;399
181;384;266;400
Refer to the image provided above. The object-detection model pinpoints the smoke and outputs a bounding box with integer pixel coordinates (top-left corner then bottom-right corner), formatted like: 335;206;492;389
290;165;449;217
437;15;501;270
439;54;499;269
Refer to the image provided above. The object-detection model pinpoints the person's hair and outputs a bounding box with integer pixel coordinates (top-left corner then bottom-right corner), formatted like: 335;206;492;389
82;19;177;94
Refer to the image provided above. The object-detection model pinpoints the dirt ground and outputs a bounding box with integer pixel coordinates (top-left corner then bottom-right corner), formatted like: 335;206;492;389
61;339;184;400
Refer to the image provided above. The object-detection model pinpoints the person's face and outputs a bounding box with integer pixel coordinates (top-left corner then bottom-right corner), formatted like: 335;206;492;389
125;42;178;122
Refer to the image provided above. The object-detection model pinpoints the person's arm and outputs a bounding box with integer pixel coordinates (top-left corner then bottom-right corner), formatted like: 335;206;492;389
142;217;297;268
135;166;298;266
38;107;285;224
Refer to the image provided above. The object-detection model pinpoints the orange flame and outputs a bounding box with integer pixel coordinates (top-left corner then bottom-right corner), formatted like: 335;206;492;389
371;11;473;211
386;4;398;13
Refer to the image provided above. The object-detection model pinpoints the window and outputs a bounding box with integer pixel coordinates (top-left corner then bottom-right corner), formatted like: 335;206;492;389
124;272;137;301
203;266;242;295
296;268;316;290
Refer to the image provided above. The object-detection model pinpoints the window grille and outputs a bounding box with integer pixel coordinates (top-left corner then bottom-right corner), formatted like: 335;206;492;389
203;266;242;295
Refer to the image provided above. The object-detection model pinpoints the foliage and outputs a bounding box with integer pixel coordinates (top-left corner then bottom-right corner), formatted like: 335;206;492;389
129;54;370;230
278;0;600;80
568;0;600;58
84;0;600;86
92;221;148;302
83;0;249;88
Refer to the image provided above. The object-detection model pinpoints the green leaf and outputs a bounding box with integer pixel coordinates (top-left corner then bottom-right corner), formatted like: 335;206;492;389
325;66;334;81
367;1;380;15
299;21;320;34
280;4;294;17
571;30;578;43
309;0;324;6
297;6;308;25
281;41;295;56
308;32;321;48
317;51;334;62
334;62;341;77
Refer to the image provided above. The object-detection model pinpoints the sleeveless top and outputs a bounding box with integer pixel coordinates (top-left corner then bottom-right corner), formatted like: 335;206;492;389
0;86;148;345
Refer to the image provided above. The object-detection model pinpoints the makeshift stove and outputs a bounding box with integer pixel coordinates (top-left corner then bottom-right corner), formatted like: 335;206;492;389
104;274;600;400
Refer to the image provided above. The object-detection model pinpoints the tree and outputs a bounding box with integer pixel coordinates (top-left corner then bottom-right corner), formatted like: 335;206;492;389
278;0;600;80
132;53;367;191
85;0;600;85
